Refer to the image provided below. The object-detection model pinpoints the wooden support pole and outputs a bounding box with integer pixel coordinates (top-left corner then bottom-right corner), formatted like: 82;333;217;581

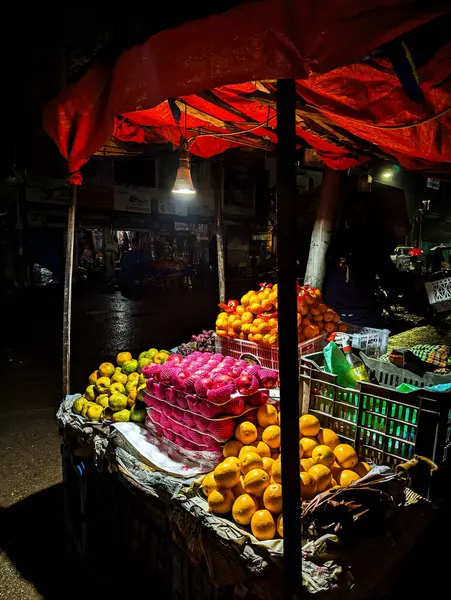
62;184;77;398
304;167;345;289
276;79;303;599
213;164;226;303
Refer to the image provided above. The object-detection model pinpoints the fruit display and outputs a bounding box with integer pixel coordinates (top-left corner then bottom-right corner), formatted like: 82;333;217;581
72;348;171;423
144;352;279;453
178;330;216;356
201;408;371;541
215;284;348;348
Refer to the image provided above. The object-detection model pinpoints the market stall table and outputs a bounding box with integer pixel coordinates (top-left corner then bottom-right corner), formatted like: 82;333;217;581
58;393;436;600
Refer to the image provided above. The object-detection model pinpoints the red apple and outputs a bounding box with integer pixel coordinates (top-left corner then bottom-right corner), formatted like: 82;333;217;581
235;373;259;396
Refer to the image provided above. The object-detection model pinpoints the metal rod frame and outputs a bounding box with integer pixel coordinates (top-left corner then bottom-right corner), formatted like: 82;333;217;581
62;184;77;397
277;79;303;598
214;163;226;303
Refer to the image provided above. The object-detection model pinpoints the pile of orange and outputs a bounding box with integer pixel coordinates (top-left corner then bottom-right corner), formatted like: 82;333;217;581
298;414;370;500
215;284;349;347
215;284;279;346
202;407;371;541
202;407;283;541
296;286;348;342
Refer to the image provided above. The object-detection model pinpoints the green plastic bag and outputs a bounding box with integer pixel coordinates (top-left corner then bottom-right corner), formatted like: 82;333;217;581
323;342;358;389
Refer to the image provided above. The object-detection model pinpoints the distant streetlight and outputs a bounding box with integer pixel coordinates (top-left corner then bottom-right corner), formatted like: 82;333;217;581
172;147;195;195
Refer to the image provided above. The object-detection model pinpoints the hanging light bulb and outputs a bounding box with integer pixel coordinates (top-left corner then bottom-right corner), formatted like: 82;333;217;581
172;145;195;195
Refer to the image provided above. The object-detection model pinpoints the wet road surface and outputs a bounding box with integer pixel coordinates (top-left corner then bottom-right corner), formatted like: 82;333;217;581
0;282;240;599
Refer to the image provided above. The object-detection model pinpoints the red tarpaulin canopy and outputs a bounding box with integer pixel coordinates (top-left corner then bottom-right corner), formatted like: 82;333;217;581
43;0;451;181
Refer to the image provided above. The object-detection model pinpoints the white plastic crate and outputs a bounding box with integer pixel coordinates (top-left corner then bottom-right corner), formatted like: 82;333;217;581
214;333;326;370
425;277;451;313
346;324;390;357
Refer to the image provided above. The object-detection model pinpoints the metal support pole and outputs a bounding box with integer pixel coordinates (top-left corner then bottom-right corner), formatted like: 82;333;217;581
276;79;302;599
214;164;226;303
304;167;345;288
62;184;77;398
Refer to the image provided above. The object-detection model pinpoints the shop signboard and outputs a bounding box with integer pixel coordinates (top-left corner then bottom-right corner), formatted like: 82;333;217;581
252;233;272;241
157;198;188;217
114;185;152;213
26;176;71;205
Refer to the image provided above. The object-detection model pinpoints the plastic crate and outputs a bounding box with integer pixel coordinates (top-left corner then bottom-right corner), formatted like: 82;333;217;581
300;353;451;471
346;324;390;357
214;333;326;370
361;353;451;389
425;276;451;312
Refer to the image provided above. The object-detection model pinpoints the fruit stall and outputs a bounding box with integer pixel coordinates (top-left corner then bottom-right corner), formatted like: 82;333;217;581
43;3;451;597
57;280;446;599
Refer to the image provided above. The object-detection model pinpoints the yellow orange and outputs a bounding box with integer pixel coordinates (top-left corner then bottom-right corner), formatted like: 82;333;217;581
201;472;217;497
323;309;335;322
251;510;276;541
235;421;258;445
299;440;304;459
232;476;246;497
213;460;241;489
223;456;241;470
311;445;335;468
276;514;283;537
299;437;318;458
244;468;270;497
308;464;332;492
208;489;235;514
354;462;371;478
253;441;271;458
116;352;132;367
232;493;258;525
334;444;358;469
241;452;263;475
330;462;343;482
256;404;279;428
300;457;314;472
303;324;320;339
239;445;258;460
340;470;361;487
262;456;274;476
262;425;281;449
317;428;340;450
299;414;321;437
271;456;282;483
263;483;283;514
223;440;243;459
300;471;317;500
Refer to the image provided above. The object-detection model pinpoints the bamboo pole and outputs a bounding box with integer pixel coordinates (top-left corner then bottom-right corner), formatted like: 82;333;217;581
62;184;77;398
276;79;303;599
213;163;226;303
304;167;345;289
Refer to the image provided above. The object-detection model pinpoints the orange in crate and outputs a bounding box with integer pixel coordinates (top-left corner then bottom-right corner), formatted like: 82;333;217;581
323;310;334;322
303;325;320;339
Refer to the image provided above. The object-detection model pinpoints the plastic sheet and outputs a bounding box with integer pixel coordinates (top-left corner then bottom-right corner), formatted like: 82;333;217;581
42;1;451;181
